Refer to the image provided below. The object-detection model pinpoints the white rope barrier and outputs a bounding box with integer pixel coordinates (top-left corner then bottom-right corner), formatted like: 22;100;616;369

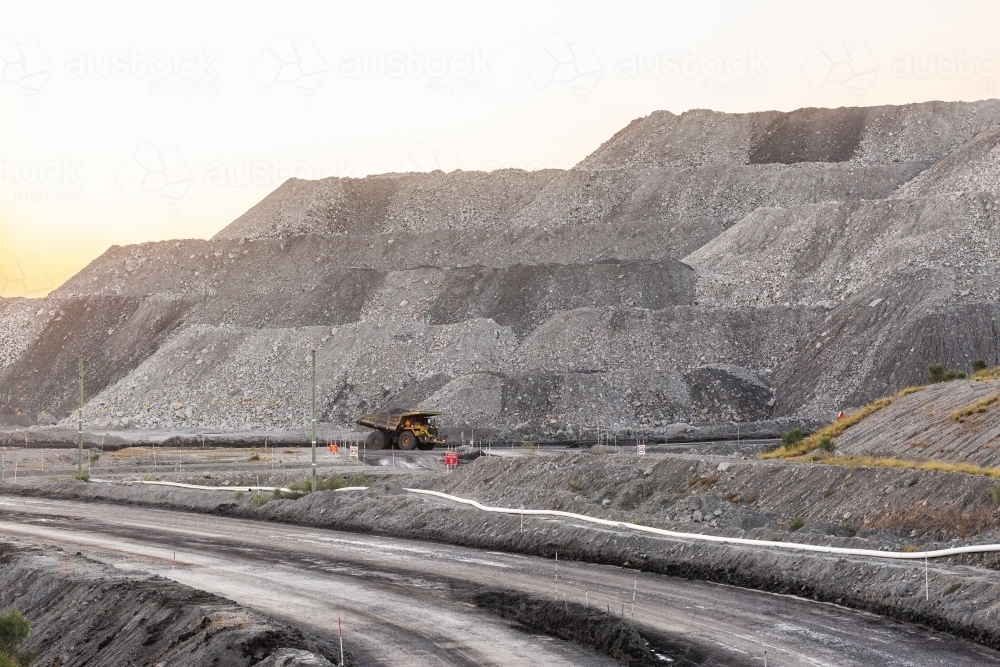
110;479;371;494
132;480;293;493
93;480;999;561
404;488;1000;561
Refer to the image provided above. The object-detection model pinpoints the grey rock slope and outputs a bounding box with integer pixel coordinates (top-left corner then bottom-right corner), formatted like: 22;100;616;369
5;100;1000;437
831;376;1000;467
0;541;335;666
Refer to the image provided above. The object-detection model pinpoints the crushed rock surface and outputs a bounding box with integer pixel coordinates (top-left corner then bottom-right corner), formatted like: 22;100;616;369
5;100;1000;434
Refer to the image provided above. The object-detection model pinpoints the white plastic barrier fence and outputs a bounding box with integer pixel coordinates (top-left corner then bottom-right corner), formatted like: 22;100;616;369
403;488;1000;561
102;479;368;494
97;480;1000;562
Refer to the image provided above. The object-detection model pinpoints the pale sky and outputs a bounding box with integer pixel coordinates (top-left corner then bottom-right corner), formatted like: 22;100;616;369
3;0;1000;296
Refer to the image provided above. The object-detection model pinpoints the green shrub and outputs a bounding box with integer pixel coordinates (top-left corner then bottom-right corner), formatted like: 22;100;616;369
928;363;967;383
247;451;261;462
781;428;804;447
789;516;805;531
818;436;836;453
89;452;100;463
569;477;584;492
927;363;944;382
287;479;311;494
0;608;34;667
991;483;1000;505
347;473;374;487
972;359;989;373
250;492;269;508
234;490;245;500
73;473;90;482
944;582;962;596
288;476;337;494
282;473;373;497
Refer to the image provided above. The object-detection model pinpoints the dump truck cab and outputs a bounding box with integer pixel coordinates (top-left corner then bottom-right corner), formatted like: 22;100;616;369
356;410;445;451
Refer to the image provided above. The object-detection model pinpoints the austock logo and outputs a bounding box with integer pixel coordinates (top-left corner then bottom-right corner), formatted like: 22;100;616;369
615;47;770;97
116;143;193;203
1;156;85;205
0;34;52;96
802;35;879;93
204;156;359;188
398;143;462;172
63;47;221;96
0;250;53;297
251;35;327;94
890;49;998;79
526;34;603;94
339;47;495;97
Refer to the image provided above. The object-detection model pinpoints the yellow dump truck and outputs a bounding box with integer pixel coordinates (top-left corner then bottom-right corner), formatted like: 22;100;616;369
356;411;445;451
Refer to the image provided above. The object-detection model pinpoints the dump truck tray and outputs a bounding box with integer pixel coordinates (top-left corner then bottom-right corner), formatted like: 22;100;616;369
356;411;443;432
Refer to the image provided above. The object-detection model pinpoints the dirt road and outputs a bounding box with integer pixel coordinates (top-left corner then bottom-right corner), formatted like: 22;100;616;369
2;495;997;666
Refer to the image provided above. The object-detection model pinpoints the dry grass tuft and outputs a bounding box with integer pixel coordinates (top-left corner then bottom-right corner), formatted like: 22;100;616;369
682;474;719;492
699;474;719;488
763;385;926;459
864;503;996;539
110;447;147;458
953;394;1000;422
973;366;1000;381
796;452;1000;478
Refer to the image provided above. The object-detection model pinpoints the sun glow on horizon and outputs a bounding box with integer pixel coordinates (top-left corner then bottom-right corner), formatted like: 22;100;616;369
4;0;1000;297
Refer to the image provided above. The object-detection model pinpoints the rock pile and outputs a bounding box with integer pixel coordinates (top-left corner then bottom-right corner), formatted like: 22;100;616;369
5;100;1000;435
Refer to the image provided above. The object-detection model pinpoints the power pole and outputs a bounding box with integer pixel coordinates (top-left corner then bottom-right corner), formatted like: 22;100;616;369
311;349;317;492
77;357;84;478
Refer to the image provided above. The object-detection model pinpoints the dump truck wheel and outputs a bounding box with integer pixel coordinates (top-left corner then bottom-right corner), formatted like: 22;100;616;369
366;430;387;450
398;431;418;451
417;441;435;451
